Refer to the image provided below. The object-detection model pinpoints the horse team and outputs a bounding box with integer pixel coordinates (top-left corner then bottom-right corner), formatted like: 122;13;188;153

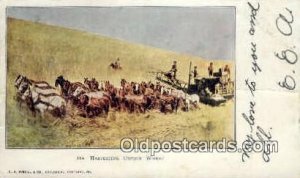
15;75;66;118
15;75;199;119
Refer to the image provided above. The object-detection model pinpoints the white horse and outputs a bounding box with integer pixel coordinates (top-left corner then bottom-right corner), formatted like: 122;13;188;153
134;83;139;94
170;89;186;98
21;85;66;118
160;85;172;95
17;77;59;96
99;81;105;91
15;75;52;89
184;94;200;111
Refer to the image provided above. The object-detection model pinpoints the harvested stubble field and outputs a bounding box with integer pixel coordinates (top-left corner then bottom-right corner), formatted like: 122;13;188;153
6;18;235;148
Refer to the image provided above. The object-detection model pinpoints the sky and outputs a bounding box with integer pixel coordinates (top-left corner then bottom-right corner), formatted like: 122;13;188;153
7;7;235;60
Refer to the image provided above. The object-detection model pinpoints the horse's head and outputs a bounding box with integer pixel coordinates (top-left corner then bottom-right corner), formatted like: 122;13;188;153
23;77;32;85
55;75;64;87
15;74;24;88
121;78;127;83
84;77;88;84
18;79;30;95
91;78;99;85
15;74;21;83
16;76;30;93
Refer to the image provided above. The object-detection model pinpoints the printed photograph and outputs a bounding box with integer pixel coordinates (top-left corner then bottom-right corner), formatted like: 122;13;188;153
6;7;235;148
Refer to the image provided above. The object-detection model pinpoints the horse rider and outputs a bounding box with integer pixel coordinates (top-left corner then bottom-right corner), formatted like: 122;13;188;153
208;62;214;77
114;58;120;68
193;66;198;78
171;61;177;79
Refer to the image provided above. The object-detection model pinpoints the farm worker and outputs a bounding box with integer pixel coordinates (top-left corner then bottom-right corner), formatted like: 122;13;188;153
193;66;198;78
218;68;223;76
171;61;177;79
208;62;214;77
224;64;231;82
224;65;230;76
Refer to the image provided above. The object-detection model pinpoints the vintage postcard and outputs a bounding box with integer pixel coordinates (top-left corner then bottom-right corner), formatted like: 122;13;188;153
0;0;299;177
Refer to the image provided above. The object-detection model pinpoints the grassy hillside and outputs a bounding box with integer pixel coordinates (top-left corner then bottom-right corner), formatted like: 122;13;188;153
6;18;234;148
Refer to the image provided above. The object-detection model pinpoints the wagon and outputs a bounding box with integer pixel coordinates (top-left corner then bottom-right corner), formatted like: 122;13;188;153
154;62;234;106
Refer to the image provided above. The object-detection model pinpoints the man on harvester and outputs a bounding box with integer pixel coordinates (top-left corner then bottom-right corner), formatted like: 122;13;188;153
193;66;198;78
164;60;178;82
208;62;214;77
171;61;177;79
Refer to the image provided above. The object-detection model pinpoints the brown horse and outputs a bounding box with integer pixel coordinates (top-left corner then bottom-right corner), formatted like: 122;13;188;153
120;79;134;95
55;75;88;100
159;95;179;113
84;77;99;91
124;95;148;113
78;94;110;118
86;97;110;118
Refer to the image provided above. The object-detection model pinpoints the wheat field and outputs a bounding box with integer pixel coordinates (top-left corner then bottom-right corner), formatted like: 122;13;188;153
6;18;235;148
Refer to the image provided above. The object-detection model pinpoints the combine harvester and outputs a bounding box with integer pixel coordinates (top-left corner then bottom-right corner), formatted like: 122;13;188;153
155;62;234;106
